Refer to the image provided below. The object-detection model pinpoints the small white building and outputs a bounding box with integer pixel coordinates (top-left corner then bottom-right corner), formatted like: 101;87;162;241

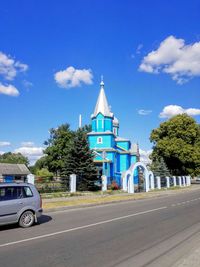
0;163;31;183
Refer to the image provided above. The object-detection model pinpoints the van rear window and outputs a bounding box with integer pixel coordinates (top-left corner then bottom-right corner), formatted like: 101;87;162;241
23;186;33;197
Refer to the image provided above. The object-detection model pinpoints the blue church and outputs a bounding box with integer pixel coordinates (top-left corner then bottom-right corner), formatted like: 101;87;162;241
87;79;140;186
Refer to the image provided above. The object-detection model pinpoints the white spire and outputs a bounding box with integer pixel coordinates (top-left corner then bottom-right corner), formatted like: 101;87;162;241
92;77;113;118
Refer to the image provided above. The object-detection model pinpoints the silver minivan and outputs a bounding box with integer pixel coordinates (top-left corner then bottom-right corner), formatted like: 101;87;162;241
0;183;43;228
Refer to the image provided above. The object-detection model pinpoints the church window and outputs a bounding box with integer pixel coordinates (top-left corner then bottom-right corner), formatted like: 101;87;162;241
97;137;103;144
113;128;117;135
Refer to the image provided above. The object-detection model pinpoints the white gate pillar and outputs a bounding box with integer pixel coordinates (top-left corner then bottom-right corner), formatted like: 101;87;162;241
156;176;161;189
101;175;107;191
173;176;177;187
122;175;127;191
145;171;149;192
127;175;134;194
166;176;170;188
70;174;76;193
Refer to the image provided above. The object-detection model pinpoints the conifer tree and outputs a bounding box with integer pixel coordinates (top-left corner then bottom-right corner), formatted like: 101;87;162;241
62;127;97;191
150;157;170;177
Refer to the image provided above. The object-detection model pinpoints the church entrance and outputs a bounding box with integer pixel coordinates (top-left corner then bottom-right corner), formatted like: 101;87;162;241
123;162;150;193
138;166;145;192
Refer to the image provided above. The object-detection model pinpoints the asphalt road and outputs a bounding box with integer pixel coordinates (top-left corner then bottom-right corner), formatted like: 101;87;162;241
1;188;200;267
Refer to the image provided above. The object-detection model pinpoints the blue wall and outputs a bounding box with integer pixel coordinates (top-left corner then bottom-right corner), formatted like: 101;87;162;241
88;134;115;149
119;154;130;172
131;155;137;165
92;114;113;132
116;141;130;150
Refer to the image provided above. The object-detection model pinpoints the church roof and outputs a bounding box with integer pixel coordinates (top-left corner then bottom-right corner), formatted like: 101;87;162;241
92;79;113;118
115;137;130;142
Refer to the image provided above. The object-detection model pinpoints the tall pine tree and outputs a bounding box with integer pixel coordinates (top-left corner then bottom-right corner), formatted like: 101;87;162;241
150;157;170;177
62;127;97;191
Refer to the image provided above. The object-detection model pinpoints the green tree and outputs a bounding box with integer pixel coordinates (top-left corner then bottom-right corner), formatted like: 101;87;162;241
36;168;54;182
31;156;48;174
62;127;97;190
150;114;200;176
43;124;74;176
0;152;29;165
150;157;170;177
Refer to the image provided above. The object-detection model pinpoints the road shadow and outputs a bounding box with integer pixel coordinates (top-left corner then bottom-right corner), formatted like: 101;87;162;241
37;214;52;225
0;215;52;231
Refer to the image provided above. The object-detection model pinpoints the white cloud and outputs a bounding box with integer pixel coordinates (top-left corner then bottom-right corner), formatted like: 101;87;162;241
14;146;44;157
139;149;152;165
0;83;19;96
138;109;152;115
21;142;34;147
54;66;93;88
0;141;11;147
0;51;28;81
0;151;5;155
14;146;44;165
139;35;200;84
159;105;200;118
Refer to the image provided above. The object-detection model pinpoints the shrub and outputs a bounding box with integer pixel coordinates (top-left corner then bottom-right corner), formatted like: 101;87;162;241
110;181;119;190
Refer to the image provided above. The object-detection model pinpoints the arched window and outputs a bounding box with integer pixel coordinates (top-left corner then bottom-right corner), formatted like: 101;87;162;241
97;137;103;144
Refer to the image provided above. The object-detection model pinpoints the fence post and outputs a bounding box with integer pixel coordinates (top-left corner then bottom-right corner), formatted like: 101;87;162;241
102;175;107;191
182;176;186;187
27;174;35;185
156;176;161;189
166;176;170;188
187;176;191;186
173;176;176;187
178;176;182;187
70;174;76;193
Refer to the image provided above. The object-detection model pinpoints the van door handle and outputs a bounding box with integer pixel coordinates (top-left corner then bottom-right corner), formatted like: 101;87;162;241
19;202;23;204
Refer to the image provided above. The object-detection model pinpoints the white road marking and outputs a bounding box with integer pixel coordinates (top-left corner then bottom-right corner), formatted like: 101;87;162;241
0;206;167;248
171;197;200;207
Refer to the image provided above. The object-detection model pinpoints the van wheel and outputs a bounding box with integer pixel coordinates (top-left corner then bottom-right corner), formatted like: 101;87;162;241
19;211;35;228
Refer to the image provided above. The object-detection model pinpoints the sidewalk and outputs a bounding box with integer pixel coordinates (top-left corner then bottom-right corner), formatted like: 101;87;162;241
173;247;200;267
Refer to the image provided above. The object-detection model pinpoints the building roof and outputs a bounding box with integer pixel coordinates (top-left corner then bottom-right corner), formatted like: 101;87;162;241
87;131;115;136
0;163;30;176
92;79;113;118
115;137;130;142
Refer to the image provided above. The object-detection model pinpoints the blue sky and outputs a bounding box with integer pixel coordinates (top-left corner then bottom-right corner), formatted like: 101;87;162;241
0;0;200;163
